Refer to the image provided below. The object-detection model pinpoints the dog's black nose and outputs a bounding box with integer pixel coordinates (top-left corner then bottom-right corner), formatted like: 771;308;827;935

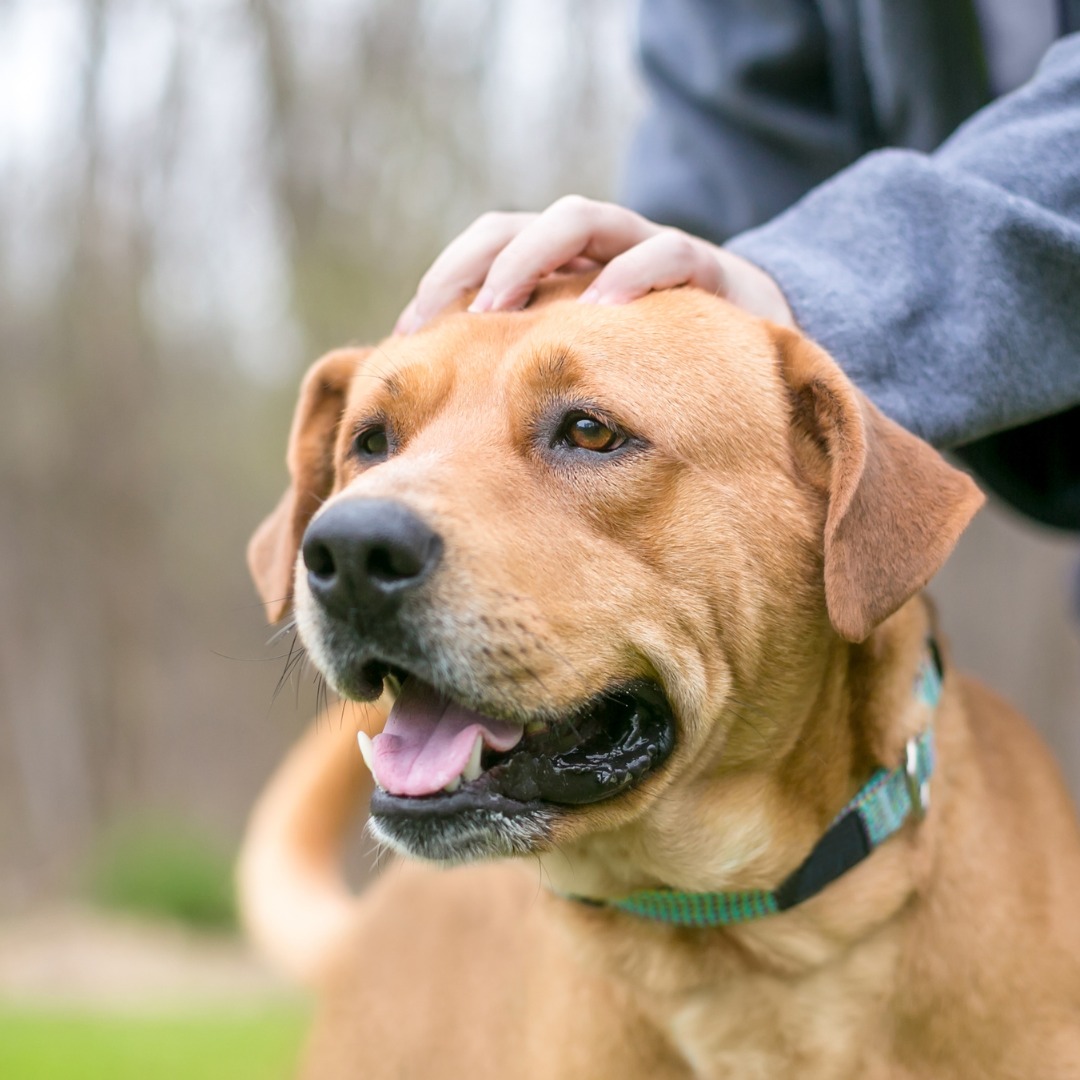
302;499;443;619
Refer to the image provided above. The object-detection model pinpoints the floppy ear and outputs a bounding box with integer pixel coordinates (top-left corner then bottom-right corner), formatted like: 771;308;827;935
775;328;984;642
248;348;369;622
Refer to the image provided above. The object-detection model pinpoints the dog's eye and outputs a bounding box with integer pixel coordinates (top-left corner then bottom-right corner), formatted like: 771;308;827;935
354;425;389;460
559;412;625;453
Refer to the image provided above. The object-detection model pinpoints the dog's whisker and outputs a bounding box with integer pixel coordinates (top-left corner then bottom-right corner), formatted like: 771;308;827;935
270;631;301;704
312;671;328;723
529;854;547;907
724;704;772;747
496;650;586;741
226;596;294;612
267;618;298;646
295;652;319;711
493;644;555;697
270;631;313;711
210;649;294;663
524;636;589;687
500;622;590;687
473;590;594;689
726;695;833;772
369;340;400;376
547;838;575;880
363;819;394;876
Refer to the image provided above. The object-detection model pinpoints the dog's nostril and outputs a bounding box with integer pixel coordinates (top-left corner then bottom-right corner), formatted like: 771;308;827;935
304;538;337;581
366;542;423;584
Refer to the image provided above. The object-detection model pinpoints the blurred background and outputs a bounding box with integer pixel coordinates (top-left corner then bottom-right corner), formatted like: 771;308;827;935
0;0;1077;1076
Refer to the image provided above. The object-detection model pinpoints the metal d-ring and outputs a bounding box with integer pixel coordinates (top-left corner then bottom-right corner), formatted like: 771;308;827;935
904;737;929;821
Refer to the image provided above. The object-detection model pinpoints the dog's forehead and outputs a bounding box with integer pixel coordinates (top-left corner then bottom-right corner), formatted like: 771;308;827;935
346;291;783;434
505;292;782;406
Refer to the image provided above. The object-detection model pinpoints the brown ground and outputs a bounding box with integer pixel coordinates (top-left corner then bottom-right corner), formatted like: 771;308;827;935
0;906;301;1011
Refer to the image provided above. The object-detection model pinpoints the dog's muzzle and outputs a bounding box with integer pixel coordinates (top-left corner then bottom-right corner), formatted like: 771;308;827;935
300;497;676;859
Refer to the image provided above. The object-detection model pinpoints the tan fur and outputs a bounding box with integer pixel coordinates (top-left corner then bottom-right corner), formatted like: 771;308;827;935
248;348;369;622
240;282;1080;1078
236;700;384;985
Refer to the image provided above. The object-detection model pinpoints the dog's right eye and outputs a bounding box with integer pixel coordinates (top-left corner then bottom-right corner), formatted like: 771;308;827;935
556;412;626;454
354;425;389;461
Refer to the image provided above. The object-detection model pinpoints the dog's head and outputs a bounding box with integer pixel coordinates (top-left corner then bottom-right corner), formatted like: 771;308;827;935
250;280;981;890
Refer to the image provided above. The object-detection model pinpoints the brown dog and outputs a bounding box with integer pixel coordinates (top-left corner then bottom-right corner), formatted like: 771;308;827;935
239;280;1080;1078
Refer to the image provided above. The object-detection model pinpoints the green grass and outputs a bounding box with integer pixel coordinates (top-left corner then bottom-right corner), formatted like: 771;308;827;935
86;820;238;931
0;1004;310;1080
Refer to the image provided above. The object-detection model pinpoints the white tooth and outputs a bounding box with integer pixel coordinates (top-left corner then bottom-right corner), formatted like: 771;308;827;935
443;776;462;793
357;731;385;790
463;734;484;783
357;731;375;775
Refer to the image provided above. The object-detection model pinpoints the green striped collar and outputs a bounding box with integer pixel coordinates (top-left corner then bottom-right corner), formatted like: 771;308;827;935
567;644;943;928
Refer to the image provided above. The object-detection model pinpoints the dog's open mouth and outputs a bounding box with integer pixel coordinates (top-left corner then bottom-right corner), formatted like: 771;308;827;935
362;672;675;816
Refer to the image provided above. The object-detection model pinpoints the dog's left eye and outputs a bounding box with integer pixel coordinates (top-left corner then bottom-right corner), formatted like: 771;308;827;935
353;425;389;461
559;412;626;453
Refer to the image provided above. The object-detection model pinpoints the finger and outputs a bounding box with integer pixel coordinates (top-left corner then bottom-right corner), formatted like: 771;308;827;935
411;211;536;329
714;249;796;326
579;231;725;305
477;196;661;312
583;236;795;324
556;256;603;273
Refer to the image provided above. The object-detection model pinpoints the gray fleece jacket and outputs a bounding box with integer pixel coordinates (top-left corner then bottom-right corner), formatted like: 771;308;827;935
623;1;1080;529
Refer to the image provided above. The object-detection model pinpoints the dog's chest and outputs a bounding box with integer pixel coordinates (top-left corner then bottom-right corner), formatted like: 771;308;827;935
655;938;902;1079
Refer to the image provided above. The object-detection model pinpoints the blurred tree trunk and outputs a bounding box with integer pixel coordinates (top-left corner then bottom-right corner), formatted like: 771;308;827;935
0;0;176;892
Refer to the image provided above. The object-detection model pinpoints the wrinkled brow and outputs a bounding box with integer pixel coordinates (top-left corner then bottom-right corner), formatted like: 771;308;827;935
362;360;453;403
379;368;407;399
523;347;586;395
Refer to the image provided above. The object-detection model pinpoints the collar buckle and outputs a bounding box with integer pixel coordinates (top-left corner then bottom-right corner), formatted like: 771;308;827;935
904;736;930;821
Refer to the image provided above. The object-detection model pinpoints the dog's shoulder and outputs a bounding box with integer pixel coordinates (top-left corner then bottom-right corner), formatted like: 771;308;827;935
303;860;689;1079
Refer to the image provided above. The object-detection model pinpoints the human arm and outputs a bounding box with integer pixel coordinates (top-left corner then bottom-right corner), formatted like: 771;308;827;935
724;34;1080;526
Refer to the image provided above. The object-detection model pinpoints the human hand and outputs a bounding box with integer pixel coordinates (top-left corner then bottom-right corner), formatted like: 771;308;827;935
395;195;794;333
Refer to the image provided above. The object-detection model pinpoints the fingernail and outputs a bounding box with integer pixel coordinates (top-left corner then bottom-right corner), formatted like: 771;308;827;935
468;286;494;314
580;287;621;305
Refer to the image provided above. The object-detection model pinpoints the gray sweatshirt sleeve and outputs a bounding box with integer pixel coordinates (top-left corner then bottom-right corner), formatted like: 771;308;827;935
726;35;1080;526
729;34;1080;445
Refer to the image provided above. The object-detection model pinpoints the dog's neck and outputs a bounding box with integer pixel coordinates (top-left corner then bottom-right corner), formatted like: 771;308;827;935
538;598;939;960
526;602;944;1073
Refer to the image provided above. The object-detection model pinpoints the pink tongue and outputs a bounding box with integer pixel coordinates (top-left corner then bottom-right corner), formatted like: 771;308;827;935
371;679;525;797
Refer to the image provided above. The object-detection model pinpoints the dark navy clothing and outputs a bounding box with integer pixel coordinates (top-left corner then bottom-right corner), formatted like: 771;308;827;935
623;1;1080;529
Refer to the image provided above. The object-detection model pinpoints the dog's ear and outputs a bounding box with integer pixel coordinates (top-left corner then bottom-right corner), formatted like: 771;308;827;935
774;328;984;642
249;349;369;622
